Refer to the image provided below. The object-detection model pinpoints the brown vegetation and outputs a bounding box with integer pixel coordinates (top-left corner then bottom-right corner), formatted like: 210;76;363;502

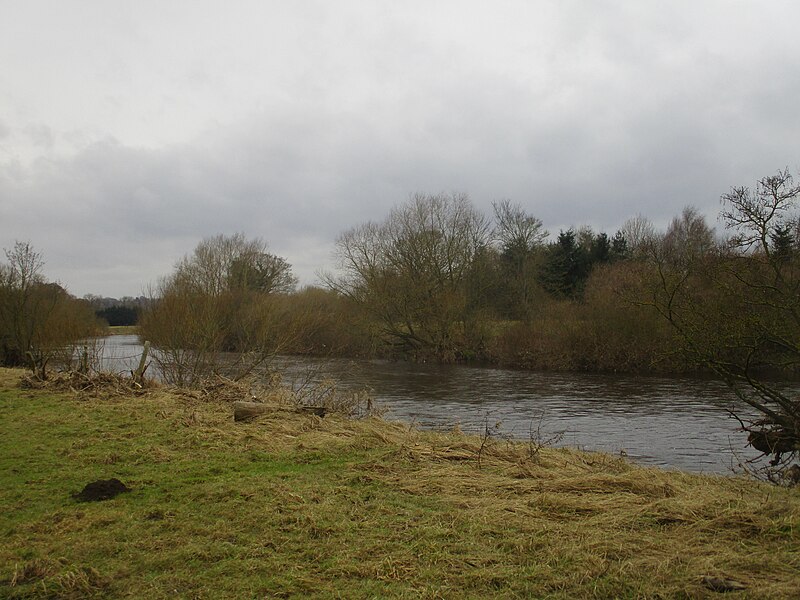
644;170;800;475
0;242;100;376
138;234;304;386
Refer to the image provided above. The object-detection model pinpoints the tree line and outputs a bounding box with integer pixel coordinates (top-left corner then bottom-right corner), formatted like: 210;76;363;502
317;194;718;369
6;174;796;381
132;170;799;381
83;295;149;327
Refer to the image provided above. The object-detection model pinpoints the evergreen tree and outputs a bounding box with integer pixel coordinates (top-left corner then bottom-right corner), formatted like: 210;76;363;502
592;232;611;263
770;223;794;263
610;230;629;261
540;229;590;298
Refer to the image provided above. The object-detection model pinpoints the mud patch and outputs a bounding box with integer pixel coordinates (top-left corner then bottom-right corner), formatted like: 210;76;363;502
74;478;131;502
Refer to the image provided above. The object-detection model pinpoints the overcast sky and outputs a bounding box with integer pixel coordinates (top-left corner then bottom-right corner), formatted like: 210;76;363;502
1;1;799;297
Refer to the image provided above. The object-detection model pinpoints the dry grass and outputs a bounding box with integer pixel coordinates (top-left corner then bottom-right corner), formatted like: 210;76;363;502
19;370;156;398
1;367;798;599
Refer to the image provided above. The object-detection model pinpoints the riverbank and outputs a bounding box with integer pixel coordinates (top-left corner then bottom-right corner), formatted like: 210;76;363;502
1;368;798;598
98;335;764;474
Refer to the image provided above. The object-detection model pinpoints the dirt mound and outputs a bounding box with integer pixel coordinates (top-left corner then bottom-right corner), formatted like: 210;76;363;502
74;478;131;502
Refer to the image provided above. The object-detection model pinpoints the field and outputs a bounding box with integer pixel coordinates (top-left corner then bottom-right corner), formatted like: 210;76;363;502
1;367;798;599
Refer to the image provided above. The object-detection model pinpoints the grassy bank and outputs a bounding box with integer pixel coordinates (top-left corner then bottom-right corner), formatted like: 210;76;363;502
1;368;798;599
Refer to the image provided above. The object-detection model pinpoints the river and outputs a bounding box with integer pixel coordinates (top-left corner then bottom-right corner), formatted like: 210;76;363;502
97;335;771;475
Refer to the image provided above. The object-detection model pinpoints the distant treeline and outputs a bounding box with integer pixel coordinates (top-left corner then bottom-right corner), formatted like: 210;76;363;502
94;305;137;326
137;173;800;379
275;201;703;372
83;295;148;326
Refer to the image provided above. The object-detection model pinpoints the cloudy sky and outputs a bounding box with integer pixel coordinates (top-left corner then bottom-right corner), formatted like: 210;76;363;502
1;1;799;297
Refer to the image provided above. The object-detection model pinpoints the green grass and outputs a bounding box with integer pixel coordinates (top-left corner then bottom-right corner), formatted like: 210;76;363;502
1;367;798;599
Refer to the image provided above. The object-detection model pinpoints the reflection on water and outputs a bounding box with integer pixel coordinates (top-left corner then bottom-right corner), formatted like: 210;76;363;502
101;335;771;474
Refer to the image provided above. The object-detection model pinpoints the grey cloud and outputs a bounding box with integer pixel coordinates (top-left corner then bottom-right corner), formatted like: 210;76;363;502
2;1;800;296
3;80;792;299
25;124;54;149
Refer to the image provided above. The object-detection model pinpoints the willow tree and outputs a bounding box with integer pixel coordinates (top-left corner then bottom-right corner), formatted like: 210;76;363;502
139;234;299;386
328;193;491;361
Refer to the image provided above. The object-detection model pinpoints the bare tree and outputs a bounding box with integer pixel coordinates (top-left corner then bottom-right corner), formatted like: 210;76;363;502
492;199;548;253
492;200;548;320
620;214;657;257
647;172;800;477
228;252;297;294
0;243;46;366
661;206;716;266
327;193;491;361
0;242;98;375
172;233;295;296
139;234;300;386
721;169;800;258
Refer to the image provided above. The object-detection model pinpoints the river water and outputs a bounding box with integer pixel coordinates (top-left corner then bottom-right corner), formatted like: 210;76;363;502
98;335;771;474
